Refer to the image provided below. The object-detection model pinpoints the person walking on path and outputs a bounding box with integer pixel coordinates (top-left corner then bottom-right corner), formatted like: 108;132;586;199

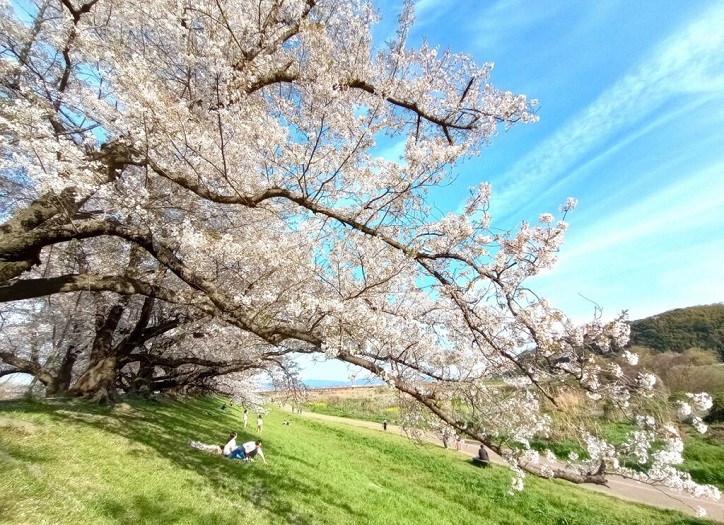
455;435;462;451
382;419;387;431
257;414;264;435
243;409;248;428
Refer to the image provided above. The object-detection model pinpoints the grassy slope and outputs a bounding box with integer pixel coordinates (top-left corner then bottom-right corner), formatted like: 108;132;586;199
683;427;724;489
0;397;714;525
304;399;400;425
303;395;724;491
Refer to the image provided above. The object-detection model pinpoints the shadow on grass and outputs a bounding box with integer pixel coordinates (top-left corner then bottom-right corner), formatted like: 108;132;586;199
95;493;240;525
0;397;369;525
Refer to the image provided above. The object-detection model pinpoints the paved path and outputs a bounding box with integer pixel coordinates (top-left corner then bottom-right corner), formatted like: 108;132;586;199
286;408;724;522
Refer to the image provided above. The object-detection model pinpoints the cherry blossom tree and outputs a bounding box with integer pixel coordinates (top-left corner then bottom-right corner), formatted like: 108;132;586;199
0;0;719;503
0;236;297;401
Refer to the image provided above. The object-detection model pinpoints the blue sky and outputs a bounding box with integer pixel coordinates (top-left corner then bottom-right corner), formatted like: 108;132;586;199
299;0;724;381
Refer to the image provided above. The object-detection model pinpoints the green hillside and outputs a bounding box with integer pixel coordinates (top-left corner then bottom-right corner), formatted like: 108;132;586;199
0;397;714;524
628;304;724;358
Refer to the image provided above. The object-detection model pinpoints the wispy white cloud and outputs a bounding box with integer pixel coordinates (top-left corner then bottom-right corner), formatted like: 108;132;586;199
529;159;724;321
562;161;724;261
414;0;444;15
412;0;450;26
467;0;564;51
511;95;723;217
532;232;724;322
489;3;724;218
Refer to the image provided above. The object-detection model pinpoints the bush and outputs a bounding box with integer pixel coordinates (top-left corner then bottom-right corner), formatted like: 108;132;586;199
681;426;724;489
704;391;724;423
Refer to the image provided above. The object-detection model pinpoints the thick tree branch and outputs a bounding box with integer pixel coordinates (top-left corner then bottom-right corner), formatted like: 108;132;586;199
0;274;189;305
0;350;54;385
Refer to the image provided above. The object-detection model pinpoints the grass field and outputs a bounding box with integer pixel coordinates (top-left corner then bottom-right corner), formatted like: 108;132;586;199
0;397;716;524
302;388;724;492
301;386;399;424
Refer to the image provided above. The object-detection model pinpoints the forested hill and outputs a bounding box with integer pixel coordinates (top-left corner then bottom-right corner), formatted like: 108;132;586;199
628;303;724;358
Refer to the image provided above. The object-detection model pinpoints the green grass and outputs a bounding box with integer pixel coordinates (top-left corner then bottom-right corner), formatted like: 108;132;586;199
530;421;654;461
303;397;400;425
529;421;724;492
681;425;724;489
0;397;716;524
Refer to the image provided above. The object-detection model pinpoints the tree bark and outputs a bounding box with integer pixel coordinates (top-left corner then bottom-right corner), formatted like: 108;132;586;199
0;350;55;386
68;300;125;400
69;354;120;402
45;345;80;396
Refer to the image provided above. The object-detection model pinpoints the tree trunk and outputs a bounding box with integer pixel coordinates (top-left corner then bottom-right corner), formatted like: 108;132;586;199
68;299;125;402
69;355;121;403
45;346;79;396
126;360;156;395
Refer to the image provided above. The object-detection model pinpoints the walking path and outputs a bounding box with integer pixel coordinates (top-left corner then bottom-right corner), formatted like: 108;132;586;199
287;408;724;522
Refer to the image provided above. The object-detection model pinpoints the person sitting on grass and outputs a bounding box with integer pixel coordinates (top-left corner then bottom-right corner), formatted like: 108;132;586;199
227;439;266;462
189;440;222;455
222;432;239;458
474;444;490;466
241;440;266;463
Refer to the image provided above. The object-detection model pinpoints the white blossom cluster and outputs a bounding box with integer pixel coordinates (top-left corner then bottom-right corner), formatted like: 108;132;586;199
675;392;713;434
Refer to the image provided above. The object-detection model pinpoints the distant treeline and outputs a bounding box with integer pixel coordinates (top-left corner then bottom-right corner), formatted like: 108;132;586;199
628;303;724;359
